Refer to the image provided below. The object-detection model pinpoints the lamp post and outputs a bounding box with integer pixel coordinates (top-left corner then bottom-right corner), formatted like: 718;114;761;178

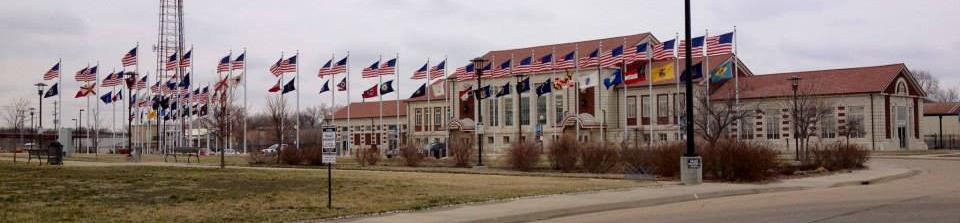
29;108;35;150
79;109;84;153
514;73;527;142
789;75;801;161
680;0;703;185
471;57;487;167
35;83;47;151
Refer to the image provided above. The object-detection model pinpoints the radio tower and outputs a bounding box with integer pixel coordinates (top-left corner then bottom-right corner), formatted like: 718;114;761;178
155;0;185;154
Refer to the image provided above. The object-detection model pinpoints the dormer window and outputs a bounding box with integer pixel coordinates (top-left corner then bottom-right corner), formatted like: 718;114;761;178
896;79;908;96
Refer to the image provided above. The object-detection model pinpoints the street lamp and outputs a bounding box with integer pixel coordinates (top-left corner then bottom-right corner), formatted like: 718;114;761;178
514;72;527;143
35;82;47;151
789;75;801;161
79;109;84;153
29;108;35;150
471;57;487;167
680;0;703;185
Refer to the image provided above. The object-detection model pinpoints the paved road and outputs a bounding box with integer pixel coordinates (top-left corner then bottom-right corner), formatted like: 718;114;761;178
539;159;960;223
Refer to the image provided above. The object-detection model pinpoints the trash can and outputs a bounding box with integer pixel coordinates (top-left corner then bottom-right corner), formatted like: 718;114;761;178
48;141;64;165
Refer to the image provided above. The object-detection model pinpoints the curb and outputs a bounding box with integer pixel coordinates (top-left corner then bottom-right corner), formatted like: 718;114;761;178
871;156;960;161
464;186;806;223
829;168;920;188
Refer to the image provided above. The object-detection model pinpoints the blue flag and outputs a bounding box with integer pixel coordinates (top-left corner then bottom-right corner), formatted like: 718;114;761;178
410;83;426;98
44;82;59;98
379;80;395;95
318;80;331;94
281;77;296;94
681;62;703;81
476;85;492;99
516;77;530;93
100;91;114;104
536;79;552;96
604;69;623;89
496;82;511;97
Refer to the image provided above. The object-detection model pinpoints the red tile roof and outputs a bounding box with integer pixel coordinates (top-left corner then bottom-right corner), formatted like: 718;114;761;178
475;33;655;74
924;102;960;116
711;63;908;100
332;100;407;119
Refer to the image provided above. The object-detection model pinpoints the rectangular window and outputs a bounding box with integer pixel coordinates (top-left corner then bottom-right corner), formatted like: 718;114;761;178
488;100;499;127
487;136;494;145
537;94;548;125
627;96;637;126
424;108;431;132
520;95;530;126
657;94;669;124
434;107;443;131
641;95;650;125
503;136;510;144
504;97;514;126
848;106;865;138
741;120;755;140
765;110;781;139
415;108;422;132
821;109;837;138
555;94;564;124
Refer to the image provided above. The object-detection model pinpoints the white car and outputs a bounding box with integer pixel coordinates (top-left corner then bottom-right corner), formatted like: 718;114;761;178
261;144;288;154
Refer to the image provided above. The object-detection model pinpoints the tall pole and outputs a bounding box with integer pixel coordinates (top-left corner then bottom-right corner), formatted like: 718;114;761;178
243;48;248;154
36;83;46;152
472;58;486;167
681;0;702;185
377;55;383;151
296;51;301;151
791;76;801;161
395;53;401;147
346;51;352;156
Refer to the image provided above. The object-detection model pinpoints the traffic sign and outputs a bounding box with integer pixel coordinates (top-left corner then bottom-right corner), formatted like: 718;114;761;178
321;126;337;164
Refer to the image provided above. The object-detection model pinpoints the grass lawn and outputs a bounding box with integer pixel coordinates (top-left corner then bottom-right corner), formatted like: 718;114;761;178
0;162;645;222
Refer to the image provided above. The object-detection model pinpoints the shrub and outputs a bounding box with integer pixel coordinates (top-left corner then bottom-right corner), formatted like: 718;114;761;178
619;143;684;177
280;147;303;165
399;143;426;167
247;151;277;165
701;140;780;182
580;143;620;173
506;142;541;171
353;145;368;167
807;143;870;170
449;140;474;168
364;146;382;166
302;147;325;166
548;136;580;172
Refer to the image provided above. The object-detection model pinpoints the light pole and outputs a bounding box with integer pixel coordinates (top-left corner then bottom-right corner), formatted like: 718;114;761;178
79;109;84;153
789;76;801;161
680;0;703;185
35;83;47;151
514;73;527;142
29;108;35;150
471;57;487;167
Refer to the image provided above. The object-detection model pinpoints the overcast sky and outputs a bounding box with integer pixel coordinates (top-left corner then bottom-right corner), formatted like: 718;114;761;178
2;0;958;128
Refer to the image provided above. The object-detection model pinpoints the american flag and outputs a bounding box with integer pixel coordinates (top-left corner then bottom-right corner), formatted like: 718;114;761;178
231;53;245;70
75;66;97;82
454;64;475;81
150;82;160;93
429;59;445;80
44;62;60;80
279;55;297;73
533;53;552;72
165;54;178;70
555;51;576;69
319;56;348;77
361;60;380;78
410;61;430;79
198;86;210;102
102;72;123;87
179;49;193;68
269;58;283;76
492;59;511;78
631;43;650;62
707;32;734;56
677;36;705;59
317;58;333;78
514;55;534;74
122;47;137;67
135;75;148;90
653;39;676;60
217;55;231;73
378;58;397;76
600;45;625;67
579;48;600;67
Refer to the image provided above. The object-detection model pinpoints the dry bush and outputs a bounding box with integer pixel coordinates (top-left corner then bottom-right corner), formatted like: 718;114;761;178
353;145;368;167
506;142;541;171
246;151;277;165
620;143;684;177
448;140;474;168
701;140;780;182
548;136;580;172
280;147;303;165
580;143;620;173
807;143;870;170
302;147;325;166
364;146;382;166
399;143;426;167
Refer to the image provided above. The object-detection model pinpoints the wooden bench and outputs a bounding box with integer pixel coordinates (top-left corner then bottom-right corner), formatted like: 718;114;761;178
26;148;63;166
164;147;200;163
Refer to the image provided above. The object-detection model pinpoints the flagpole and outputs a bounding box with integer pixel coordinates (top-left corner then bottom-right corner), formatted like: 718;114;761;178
674;33;681;142
442;55;448;155
425;58;431;135
346;51;352;156
189;47;196;148
57;58;63;142
242;48;248;154
646;43;653;147
622;38;628;145
733;26;741;140
296;50;301;151
395;53;400;147
598;41;604;141
95;61;100;157
574;44;580;142
330;53;336;132
226;49;233;152
703;30;711;137
112;69;116;149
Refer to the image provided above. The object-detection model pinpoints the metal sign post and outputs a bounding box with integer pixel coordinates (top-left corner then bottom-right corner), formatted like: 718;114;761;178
321;126;337;208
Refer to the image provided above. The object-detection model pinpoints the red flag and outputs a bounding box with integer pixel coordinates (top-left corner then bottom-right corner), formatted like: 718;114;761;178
267;79;281;93
361;84;379;98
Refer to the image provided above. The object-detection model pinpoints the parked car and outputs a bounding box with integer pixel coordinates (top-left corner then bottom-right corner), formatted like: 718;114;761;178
261;144;287;155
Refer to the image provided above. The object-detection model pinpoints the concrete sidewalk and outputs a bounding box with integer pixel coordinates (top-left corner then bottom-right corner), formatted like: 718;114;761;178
326;161;916;223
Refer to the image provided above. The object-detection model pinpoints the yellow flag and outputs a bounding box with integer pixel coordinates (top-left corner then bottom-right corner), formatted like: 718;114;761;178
652;62;675;82
147;110;157;120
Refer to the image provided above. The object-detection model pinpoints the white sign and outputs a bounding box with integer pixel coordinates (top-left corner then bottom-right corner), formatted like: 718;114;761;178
475;123;484;134
322;126;337;164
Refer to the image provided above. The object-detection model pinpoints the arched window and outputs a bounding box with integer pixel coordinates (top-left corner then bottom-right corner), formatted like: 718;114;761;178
896;79;908;96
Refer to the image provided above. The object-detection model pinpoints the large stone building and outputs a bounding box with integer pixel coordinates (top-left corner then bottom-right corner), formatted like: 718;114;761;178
334;32;930;156
330;100;408;154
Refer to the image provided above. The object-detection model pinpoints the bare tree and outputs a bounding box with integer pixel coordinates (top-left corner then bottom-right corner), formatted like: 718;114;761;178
265;95;291;143
3;97;31;132
784;81;834;161
301;104;340;128
933;87;959;102
843;115;865;145
914;70;959;102
692;86;756;146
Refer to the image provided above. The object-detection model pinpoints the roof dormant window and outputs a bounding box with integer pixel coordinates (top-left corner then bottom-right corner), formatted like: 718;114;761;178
896;79;908;96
